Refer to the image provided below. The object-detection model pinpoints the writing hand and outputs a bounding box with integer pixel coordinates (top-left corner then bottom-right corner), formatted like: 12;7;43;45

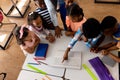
62;55;68;63
62;52;68;63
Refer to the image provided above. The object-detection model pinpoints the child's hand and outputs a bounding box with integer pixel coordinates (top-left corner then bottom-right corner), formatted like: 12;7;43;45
90;47;101;53
48;36;55;43
90;48;97;53
55;27;62;38
101;50;109;55
93;47;103;53
46;34;55;43
62;48;70;63
62;52;68;63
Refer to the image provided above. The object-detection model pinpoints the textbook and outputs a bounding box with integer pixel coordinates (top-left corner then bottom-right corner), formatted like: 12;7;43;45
50;51;82;69
34;43;49;60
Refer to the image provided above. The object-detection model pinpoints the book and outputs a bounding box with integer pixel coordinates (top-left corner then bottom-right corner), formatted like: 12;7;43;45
101;55;116;67
34;43;49;60
50;51;82;69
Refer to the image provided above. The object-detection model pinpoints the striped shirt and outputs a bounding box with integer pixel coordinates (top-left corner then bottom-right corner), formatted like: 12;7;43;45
68;28;103;49
68;29;83;48
35;8;52;25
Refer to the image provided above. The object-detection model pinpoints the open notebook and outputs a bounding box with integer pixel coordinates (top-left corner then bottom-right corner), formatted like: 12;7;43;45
50;51;82;69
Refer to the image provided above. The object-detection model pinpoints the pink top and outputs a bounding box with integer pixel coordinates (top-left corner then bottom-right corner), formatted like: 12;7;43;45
21;31;37;49
66;16;86;31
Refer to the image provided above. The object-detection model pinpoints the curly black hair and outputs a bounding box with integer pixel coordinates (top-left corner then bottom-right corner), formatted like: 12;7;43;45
67;3;84;22
27;11;42;25
101;16;117;31
83;18;101;38
14;26;28;45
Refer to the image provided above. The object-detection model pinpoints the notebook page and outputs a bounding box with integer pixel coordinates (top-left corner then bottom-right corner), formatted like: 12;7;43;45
51;51;82;69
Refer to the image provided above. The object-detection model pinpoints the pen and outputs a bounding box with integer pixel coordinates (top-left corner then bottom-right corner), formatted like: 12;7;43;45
37;61;48;65
28;63;39;65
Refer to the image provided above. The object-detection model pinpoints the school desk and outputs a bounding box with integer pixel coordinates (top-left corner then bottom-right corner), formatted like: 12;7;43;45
17;70;63;80
17;31;119;80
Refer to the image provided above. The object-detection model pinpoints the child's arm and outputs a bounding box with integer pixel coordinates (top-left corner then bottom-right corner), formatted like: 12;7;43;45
116;41;120;48
32;33;40;48
106;45;118;51
97;42;117;52
23;32;40;53
102;50;120;62
62;47;70;63
62;29;82;62
90;35;105;53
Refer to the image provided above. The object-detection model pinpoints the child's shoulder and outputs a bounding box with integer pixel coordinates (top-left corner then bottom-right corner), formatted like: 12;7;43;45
113;24;120;40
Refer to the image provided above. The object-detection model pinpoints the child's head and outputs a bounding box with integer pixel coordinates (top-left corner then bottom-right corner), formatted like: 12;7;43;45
68;4;84;22
14;26;29;45
82;18;101;38
64;0;74;7
34;0;46;8
28;12;42;28
101;16;118;36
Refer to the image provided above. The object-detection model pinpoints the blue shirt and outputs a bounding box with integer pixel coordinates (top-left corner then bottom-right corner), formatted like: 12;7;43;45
68;29;103;48
113;24;120;41
58;0;64;4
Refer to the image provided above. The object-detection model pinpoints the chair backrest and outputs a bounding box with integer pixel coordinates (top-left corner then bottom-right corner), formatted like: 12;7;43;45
0;73;7;80
0;11;3;23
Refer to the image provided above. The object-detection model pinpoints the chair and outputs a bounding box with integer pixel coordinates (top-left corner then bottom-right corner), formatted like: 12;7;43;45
0;9;17;50
0;0;31;18
0;73;7;80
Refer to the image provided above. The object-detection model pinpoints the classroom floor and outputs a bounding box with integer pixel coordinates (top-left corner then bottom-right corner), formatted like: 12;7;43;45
0;0;120;80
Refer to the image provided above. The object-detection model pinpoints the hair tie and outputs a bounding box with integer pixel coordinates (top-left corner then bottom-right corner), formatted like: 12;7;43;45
19;26;24;39
28;12;34;16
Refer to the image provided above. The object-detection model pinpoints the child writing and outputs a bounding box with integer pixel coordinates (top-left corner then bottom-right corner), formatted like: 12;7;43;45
14;26;40;53
27;11;55;43
33;0;62;38
62;18;105;62
65;3;86;37
98;16;120;62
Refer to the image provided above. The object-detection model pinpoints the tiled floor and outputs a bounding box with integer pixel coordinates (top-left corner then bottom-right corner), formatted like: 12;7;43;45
0;0;120;80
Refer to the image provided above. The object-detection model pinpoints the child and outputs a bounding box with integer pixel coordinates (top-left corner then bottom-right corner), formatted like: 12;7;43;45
14;26;40;53
65;3;86;37
27;11;55;43
33;0;62;38
62;18;105;62
99;16;120;62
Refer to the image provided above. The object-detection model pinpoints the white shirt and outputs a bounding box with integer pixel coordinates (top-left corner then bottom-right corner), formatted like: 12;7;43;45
44;0;58;27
